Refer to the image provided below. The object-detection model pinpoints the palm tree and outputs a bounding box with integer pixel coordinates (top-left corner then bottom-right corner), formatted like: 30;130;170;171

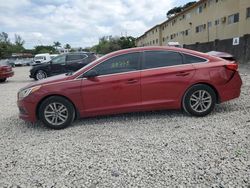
64;43;71;49
53;41;61;52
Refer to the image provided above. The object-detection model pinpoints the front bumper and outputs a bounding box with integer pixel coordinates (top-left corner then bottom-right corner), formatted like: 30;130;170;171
17;99;37;123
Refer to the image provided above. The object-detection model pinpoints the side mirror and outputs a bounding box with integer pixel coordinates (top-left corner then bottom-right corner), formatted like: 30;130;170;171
83;70;99;78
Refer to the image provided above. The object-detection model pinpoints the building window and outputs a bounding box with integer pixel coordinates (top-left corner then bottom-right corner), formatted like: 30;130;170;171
186;13;191;19
197;6;203;14
247;7;250;18
228;13;239;24
196;24;206;33
215;19;220;25
156;39;158;44
185;29;189;36
163;37;165;42
208;21;212;28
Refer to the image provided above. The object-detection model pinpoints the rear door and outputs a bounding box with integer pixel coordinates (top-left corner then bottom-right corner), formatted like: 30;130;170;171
141;50;196;109
66;54;88;72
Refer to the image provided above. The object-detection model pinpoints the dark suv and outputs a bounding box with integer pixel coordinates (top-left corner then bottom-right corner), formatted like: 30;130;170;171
30;52;97;80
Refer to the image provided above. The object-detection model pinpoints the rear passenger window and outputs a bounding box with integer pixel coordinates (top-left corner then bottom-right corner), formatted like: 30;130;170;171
143;51;183;69
67;54;83;61
183;54;207;64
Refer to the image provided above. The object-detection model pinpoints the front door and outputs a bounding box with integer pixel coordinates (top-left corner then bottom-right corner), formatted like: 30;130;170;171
50;54;67;75
80;52;141;116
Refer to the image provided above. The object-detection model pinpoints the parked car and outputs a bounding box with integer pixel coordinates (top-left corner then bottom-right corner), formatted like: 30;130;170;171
6;59;16;67
14;59;26;66
167;42;182;48
18;47;242;129
0;61;14;82
206;51;238;62
29;52;97;80
33;53;51;65
24;58;34;66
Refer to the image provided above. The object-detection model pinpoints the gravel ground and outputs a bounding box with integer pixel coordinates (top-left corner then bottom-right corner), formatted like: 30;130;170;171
0;66;249;188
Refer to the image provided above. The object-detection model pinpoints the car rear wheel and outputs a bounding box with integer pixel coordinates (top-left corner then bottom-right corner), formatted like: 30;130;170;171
39;96;75;129
35;70;47;80
182;84;216;116
0;78;7;82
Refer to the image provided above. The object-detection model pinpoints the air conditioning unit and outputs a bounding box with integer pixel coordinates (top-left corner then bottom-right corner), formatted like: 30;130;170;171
221;17;226;23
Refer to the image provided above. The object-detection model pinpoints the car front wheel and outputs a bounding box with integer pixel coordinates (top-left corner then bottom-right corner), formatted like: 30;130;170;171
35;70;47;80
39;96;75;129
182;84;216;117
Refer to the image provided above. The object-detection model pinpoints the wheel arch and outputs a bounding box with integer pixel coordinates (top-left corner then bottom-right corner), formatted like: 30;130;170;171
182;82;220;105
36;94;80;120
35;69;49;78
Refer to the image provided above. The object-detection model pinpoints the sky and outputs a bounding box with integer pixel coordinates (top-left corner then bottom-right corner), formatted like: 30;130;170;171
0;0;192;49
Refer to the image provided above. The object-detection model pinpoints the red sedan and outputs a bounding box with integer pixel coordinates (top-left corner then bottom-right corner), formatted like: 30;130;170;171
0;62;14;82
17;47;242;129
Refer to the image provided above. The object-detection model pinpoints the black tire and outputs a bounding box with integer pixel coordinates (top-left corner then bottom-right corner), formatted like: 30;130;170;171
182;84;216;117
38;96;75;129
35;70;47;80
0;78;7;82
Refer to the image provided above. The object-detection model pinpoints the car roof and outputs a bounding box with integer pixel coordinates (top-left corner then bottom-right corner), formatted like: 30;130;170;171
102;46;218;61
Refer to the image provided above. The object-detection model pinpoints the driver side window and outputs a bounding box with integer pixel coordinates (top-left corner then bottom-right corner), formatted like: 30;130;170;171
52;55;66;64
91;52;140;76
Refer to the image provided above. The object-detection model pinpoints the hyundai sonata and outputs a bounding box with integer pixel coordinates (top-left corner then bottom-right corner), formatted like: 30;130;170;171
17;47;242;129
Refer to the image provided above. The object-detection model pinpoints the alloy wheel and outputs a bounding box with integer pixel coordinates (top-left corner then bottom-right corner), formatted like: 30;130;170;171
189;90;212;113
44;102;69;126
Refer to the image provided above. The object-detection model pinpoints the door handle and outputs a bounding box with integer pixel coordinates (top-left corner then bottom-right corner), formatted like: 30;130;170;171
176;72;190;76
126;79;138;84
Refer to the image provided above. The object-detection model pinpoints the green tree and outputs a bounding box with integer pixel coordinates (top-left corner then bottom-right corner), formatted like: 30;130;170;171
64;43;71;49
0;32;10;43
92;36;136;55
167;1;196;18
0;32;12;58
34;45;56;54
53;41;61;51
14;34;25;47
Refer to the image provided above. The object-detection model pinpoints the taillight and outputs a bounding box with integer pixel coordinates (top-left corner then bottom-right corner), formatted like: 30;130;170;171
225;63;238;71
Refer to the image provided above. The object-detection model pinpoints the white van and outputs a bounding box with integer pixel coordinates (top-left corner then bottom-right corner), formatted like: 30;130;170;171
33;53;51;64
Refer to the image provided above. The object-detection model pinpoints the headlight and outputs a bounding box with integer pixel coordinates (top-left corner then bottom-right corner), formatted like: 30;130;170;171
18;85;41;100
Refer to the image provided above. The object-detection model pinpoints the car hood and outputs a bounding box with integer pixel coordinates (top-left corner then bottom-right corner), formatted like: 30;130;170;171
23;74;70;90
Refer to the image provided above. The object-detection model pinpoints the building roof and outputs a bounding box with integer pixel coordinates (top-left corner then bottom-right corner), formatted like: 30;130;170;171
136;0;207;40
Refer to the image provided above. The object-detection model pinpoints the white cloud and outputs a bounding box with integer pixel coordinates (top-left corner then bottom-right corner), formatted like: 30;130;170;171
0;0;176;48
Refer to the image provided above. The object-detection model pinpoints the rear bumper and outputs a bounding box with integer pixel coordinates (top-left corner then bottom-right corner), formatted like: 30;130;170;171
17;99;37;123
218;71;242;103
0;71;14;79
